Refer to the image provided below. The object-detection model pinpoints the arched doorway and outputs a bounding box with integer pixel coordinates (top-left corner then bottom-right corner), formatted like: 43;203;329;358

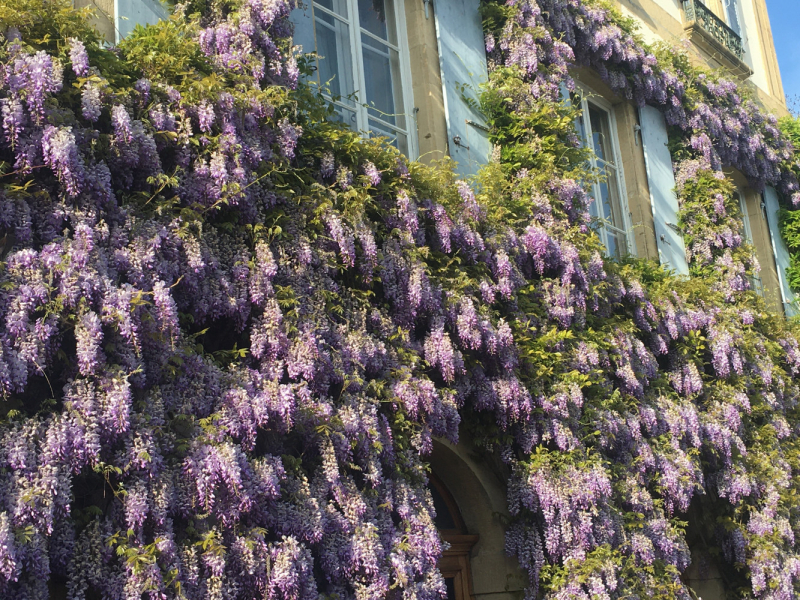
430;473;478;600
429;439;526;600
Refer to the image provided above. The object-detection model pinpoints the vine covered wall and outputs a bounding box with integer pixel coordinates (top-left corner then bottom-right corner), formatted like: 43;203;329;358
1;1;800;600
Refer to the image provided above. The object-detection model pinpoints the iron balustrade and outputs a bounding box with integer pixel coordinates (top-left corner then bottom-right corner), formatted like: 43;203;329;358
683;0;745;61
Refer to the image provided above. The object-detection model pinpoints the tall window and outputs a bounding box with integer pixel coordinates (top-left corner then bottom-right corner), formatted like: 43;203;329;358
736;189;763;295
574;92;632;259
736;190;753;244
292;0;415;156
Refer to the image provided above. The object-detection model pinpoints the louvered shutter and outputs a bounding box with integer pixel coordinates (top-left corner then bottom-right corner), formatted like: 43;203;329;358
115;0;168;41
763;186;797;315
434;0;492;177
639;105;689;275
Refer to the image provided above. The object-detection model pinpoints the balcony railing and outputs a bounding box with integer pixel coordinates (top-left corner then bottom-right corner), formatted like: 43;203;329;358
682;0;745;61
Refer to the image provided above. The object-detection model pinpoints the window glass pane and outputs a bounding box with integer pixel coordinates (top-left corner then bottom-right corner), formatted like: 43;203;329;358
358;0;398;44
599;163;625;226
738;191;752;242
295;0;412;154
315;0;348;19
332;105;358;127
582;100;629;258
361;39;405;127
576;108;588;147
291;7;316;58
606;228;628;259
314;10;357;106
596;178;613;222
724;0;741;35
444;578;457;600
430;484;457;530
606;230;622;260
589;105;613;164
589;186;601;219
368;118;408;155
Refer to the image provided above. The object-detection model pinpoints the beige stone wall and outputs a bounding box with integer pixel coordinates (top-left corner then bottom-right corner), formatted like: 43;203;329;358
752;0;786;104
645;0;684;23
74;0;116;42
403;0;449;164
683;550;726;600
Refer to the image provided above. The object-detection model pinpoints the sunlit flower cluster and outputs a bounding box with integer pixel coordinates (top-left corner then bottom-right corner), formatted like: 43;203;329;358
1;0;800;599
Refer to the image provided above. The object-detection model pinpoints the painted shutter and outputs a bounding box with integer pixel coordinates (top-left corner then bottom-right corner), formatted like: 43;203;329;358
434;0;492;177
639;105;689;275
115;0;168;42
290;4;315;58
763;186;797;315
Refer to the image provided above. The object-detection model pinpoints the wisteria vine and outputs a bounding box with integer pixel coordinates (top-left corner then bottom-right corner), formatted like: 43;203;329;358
1;0;800;599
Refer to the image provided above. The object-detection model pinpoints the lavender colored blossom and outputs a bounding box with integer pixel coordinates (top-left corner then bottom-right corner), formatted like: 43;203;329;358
153;280;180;340
0;512;20;583
134;77;151;103
337;166;353;190
278;118;301;159
324;212;356;267
197;100;215;133
424;321;464;382
320;152;335;178
396;189;419;236
75;311;103;376
8;49;63;123
1;96;25;148
111;105;133;144
68;38;89;77
149;103;176;131
456;180;484;221
0;1;799;599
42;126;85;197
362;161;381;186
80;83;102;121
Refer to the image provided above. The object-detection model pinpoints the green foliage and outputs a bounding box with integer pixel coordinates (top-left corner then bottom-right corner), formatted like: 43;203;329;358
119;16;212;84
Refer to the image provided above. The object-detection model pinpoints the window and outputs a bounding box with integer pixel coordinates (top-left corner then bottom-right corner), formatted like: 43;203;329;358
723;0;742;36
737;189;764;295
736;190;753;243
574;92;633;259
291;0;415;156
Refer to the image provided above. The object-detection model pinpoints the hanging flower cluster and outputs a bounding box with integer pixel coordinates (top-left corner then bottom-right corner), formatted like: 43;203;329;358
0;1;449;599
479;0;800;598
1;0;800;599
674;157;760;298
484;0;800;201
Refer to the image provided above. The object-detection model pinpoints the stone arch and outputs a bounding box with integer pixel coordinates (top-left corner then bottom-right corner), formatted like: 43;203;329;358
430;438;526;600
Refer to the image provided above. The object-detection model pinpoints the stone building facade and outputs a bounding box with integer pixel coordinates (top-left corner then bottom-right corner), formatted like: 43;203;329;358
78;0;793;598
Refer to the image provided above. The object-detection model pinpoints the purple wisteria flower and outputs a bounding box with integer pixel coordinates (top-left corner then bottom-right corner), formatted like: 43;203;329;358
320;152;335;178
42;125;85;196
362;161;381;186
68;38;89;77
81;83;101;121
0;1;799;599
